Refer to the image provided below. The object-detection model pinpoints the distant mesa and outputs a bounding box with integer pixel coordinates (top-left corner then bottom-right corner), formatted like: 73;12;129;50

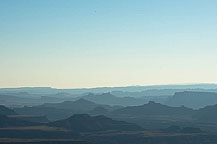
166;91;217;109
112;100;194;116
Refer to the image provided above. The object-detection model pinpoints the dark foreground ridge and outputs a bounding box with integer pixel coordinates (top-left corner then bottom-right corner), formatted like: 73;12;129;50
48;114;143;132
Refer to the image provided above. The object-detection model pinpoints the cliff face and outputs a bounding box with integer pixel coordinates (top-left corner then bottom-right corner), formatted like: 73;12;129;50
166;91;217;109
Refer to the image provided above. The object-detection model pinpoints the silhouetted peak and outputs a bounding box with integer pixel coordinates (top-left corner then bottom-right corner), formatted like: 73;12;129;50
49;114;142;132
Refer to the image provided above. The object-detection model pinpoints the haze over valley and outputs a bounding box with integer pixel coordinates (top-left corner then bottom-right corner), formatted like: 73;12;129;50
1;84;217;143
1;0;217;143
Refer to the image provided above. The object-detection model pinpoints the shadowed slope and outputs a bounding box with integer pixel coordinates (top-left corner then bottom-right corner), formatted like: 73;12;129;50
48;114;143;132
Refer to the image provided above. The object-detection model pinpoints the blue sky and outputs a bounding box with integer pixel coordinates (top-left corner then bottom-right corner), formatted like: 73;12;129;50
1;0;217;88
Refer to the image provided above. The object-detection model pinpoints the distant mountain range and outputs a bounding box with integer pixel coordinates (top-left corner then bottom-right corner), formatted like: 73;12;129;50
3;98;217;132
2;88;217;144
2;84;217;110
81;93;146;106
39;98;121;112
1;84;217;95
12;96;217;124
14;99;122;120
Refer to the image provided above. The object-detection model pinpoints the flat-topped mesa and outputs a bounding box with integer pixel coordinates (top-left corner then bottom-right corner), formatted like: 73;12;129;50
112;101;194;116
166;91;217;109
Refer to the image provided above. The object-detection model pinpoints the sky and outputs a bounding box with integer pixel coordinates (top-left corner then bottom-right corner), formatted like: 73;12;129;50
1;0;217;88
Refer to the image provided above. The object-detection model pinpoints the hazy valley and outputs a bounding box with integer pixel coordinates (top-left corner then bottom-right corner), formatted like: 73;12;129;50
1;85;217;143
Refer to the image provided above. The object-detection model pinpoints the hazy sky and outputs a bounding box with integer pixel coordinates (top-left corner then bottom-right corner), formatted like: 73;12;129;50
1;0;217;88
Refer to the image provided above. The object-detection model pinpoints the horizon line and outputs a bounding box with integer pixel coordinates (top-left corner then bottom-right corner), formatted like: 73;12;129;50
0;83;217;90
